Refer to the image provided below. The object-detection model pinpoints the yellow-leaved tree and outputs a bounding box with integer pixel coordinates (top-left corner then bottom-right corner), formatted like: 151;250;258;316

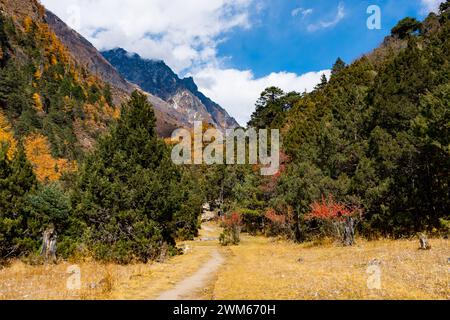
32;92;44;112
0;112;17;160
24;133;76;182
23;16;33;33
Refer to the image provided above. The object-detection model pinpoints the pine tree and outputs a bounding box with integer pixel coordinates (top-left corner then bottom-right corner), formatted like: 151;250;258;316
24;182;73;257
248;87;286;129
440;0;450;14
391;17;422;39
331;57;346;76
314;74;328;90
0;145;37;261
268;7;450;239
73;91;197;263
0;13;10;67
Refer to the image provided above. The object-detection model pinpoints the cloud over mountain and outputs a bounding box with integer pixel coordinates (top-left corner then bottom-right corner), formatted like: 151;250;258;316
192;68;331;125
41;0;254;73
41;0;332;124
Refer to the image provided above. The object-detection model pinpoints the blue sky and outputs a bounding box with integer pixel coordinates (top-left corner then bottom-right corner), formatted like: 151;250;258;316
218;0;434;77
41;0;442;124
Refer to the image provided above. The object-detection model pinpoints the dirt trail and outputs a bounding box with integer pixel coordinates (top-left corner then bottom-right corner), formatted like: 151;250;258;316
108;222;224;300
156;249;224;300
200;225;215;233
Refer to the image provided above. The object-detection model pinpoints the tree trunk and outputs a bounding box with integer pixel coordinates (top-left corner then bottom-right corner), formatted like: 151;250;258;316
419;234;431;250
41;225;57;263
342;217;355;246
293;212;302;242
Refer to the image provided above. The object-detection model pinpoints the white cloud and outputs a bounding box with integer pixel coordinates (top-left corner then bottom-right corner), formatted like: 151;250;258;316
292;7;313;18
307;2;345;32
420;0;442;13
41;0;254;73
192;68;331;125
41;0;329;125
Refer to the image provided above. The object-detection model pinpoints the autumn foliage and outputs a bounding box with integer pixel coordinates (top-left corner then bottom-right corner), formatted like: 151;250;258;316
24;133;76;182
305;195;361;222
0;112;17;160
32;92;44;112
220;212;242;246
259;150;289;193
222;212;242;227
304;195;362;245
263;207;296;237
265;208;286;224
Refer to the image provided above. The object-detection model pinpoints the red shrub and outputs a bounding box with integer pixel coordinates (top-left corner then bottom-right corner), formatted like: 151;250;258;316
265;208;286;224
222;212;242;227
264;207;293;238
305;194;363;246
305;194;360;222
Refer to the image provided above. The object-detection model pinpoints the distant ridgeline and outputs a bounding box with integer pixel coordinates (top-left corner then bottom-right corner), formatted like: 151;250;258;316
102;48;239;131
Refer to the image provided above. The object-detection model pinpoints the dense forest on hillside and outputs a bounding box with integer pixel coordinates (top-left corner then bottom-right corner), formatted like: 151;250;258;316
0;4;201;263
203;3;450;242
0;1;449;265
0;8;117;173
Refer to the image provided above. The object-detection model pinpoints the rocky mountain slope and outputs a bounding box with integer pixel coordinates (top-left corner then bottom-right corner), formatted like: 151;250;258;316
43;11;238;133
44;11;133;95
102;48;239;130
42;9;193;137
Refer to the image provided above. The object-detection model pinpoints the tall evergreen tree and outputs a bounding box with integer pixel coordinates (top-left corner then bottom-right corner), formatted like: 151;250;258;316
247;87;300;129
255;7;450;239
315;74;328;90
331;57;346;76
391;17;422;39
248;87;285;129
440;0;450;14
0;13;10;67
0;145;37;260
73;91;197;263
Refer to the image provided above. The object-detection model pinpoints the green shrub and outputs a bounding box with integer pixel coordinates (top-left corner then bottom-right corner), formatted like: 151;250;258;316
240;208;263;235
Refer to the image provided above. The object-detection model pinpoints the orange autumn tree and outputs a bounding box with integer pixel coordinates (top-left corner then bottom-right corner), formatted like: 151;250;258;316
0;112;17;160
305;195;363;246
33;68;42;80
24;133;76;182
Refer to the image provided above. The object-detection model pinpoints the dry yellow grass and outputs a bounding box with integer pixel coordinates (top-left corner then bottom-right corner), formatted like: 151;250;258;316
1;223;448;300
0;260;142;300
213;235;449;300
0;222;221;300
